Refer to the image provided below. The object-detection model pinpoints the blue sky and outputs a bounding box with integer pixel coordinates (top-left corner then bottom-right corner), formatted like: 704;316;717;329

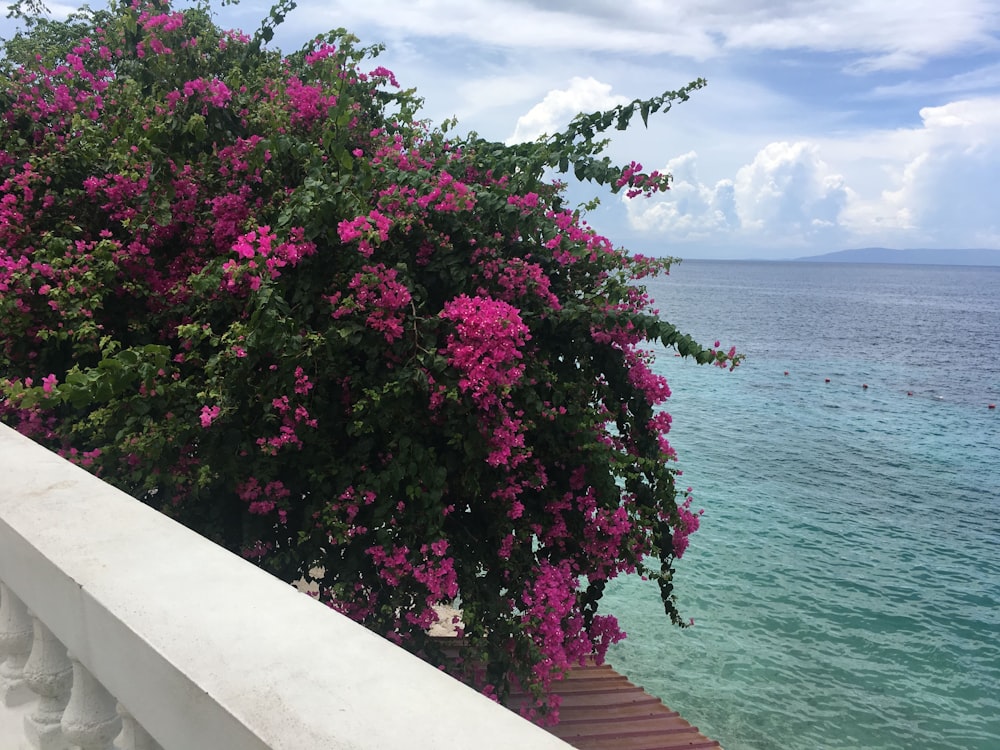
5;1;1000;259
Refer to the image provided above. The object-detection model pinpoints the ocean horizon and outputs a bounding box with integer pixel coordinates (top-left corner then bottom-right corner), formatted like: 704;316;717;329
603;259;1000;750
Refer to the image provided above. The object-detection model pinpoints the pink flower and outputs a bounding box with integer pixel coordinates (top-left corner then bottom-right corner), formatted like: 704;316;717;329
439;294;529;408
330;264;412;343
439;295;533;467
200;405;220;428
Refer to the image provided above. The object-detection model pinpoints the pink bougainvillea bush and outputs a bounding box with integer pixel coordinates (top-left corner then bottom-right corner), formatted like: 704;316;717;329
0;0;738;722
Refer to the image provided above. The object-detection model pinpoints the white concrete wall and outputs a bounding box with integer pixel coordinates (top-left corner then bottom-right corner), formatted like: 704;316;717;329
0;423;573;750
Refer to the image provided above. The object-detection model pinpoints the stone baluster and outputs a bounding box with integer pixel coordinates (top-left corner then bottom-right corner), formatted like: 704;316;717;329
115;703;163;750
22;616;72;750
61;654;122;750
0;582;34;707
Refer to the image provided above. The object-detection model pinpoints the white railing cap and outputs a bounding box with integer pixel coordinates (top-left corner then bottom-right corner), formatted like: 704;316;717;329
0;423;573;750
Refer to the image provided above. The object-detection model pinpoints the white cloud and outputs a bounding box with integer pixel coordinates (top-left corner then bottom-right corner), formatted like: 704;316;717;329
625;143;848;247
453;72;553;121
294;0;720;59
624;96;1000;254
733;142;848;236
865;62;1000;99
624;152;737;239
294;0;1000;69
722;0;998;71
918;97;1000;131
839;97;1000;245
506;76;629;144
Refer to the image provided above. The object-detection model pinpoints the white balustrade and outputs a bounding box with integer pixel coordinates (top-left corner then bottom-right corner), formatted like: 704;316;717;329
0;583;33;707
116;704;163;750
22;618;72;750
61;655;122;750
0;422;573;750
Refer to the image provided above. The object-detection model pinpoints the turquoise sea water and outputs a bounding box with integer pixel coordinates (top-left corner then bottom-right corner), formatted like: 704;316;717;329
603;261;1000;750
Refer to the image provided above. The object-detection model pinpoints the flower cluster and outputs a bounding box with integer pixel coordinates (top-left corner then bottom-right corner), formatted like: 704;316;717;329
615;160;669;198
222;226;316;293
328;263;412;343
440;295;531;467
439;295;529;409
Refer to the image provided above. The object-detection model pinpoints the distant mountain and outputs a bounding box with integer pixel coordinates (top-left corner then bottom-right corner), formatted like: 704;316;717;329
797;247;1000;266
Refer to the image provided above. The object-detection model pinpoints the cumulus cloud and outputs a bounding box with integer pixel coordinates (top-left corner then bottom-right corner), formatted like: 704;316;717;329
840;97;1000;245
624;152;737;239
506;76;629;144
733;142;848;236
625;143;848;247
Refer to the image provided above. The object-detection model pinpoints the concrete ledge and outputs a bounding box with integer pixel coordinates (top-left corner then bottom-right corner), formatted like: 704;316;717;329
0;423;572;749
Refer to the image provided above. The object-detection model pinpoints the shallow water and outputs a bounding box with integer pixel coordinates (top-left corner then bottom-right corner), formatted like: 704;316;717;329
603;261;1000;750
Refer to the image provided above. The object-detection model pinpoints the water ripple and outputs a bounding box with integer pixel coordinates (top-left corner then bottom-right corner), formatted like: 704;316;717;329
604;262;1000;750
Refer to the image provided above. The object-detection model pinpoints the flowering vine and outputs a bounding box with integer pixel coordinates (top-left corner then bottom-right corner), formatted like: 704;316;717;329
0;0;739;725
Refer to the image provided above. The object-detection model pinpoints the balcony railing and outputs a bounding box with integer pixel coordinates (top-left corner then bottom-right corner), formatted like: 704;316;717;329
0;422;573;750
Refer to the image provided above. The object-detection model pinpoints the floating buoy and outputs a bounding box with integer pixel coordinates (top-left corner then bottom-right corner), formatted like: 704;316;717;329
862;384;868;389
784;371;789;376
824;378;830;383
907;391;913;396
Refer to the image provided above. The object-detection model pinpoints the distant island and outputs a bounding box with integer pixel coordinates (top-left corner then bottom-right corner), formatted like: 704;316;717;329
797;247;1000;266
